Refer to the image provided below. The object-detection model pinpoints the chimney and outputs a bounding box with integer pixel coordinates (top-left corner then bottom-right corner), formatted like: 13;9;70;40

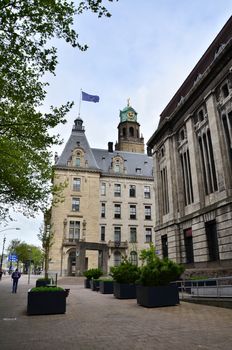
108;142;113;152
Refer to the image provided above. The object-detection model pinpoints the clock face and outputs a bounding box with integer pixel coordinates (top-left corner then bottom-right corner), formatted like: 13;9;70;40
127;111;135;120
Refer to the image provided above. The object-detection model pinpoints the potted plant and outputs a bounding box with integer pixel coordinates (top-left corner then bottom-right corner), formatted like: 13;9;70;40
110;259;140;299
99;278;114;294
83;268;103;289
136;244;184;308
27;286;66;315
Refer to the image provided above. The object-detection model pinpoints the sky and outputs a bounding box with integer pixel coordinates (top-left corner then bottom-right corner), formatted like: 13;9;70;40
1;0;232;252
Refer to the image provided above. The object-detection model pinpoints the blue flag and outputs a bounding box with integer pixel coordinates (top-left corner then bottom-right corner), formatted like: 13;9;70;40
82;91;100;103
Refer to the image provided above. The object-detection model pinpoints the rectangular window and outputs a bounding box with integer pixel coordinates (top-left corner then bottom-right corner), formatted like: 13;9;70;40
184;228;194;263
160;167;169;215
144;186;151;199
199;131;218;195
114;227;121;242
114;183;121;197
130;205;136;219
114;204;121;219
145;228;152;243
130;227;137;243
180;150;194;206
101;183;106;196
129;185;136;197
72;197;80;211
145;205;151;220
161;234;168;258
69;221;80;240
100;226;105;241
205;220;219;262
73;178;81;191
101;203;106;218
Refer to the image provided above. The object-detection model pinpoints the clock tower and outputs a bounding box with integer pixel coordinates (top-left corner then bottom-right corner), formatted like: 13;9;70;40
115;100;144;153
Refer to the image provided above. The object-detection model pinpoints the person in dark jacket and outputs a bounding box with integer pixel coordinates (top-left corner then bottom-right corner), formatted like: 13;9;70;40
11;269;21;293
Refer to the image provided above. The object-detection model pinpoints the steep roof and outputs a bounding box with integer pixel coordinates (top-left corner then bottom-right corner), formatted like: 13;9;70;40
55;118;99;170
92;148;153;177
55;119;153;178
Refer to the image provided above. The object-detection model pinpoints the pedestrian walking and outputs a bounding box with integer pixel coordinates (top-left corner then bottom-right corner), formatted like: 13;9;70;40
11;269;21;293
0;268;3;281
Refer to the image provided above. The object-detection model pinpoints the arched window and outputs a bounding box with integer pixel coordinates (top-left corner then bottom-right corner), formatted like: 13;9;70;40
123;127;126;137
129;127;134;137
114;251;121;266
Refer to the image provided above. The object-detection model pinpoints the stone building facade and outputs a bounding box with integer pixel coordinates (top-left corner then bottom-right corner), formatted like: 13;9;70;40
49;104;155;276
147;17;232;275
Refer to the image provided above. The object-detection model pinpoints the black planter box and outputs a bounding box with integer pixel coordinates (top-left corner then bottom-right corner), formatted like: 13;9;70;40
113;282;137;299
90;279;100;291
27;290;66;315
136;284;179;308
35;279;51;287
99;281;114;294
84;279;91;288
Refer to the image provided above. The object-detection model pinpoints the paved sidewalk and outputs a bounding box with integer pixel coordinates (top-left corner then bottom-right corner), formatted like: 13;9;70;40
0;274;232;350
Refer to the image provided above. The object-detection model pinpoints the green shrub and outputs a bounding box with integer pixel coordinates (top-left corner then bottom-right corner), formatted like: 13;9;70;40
98;277;113;282
137;244;184;287
110;260;140;284
36;278;51;282
30;286;64;292
83;268;103;280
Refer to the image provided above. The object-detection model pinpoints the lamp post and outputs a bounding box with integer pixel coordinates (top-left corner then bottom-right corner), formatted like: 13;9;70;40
28;248;32;285
0;228;21;270
0;236;6;269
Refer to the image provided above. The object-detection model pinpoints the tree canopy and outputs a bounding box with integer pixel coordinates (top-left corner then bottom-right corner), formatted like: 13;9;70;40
0;0;117;221
7;239;43;271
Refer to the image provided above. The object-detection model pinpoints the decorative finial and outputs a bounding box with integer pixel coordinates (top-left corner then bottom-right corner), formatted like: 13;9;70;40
127;98;130;107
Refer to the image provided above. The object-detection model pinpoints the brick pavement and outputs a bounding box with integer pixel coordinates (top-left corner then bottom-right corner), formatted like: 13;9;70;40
0;274;232;350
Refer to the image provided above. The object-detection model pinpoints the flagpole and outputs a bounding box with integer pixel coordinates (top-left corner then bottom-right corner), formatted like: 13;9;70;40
78;89;82;117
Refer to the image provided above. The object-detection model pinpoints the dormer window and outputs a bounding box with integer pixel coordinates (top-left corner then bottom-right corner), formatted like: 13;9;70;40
112;156;124;174
114;164;120;173
76;157;80;167
71;149;84;168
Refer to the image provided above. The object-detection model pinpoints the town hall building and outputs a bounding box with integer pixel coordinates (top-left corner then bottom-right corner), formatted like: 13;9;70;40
49;103;155;276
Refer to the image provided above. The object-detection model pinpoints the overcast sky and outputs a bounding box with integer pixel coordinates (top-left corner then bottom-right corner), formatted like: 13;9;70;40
1;1;232;252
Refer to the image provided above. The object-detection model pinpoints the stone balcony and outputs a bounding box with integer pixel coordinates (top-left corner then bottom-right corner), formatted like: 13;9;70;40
108;240;128;249
63;238;85;247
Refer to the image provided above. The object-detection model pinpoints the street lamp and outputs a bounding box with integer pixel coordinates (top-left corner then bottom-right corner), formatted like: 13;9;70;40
28;248;32;285
0;227;21;269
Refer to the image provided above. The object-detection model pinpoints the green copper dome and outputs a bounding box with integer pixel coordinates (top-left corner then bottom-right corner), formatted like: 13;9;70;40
120;100;137;123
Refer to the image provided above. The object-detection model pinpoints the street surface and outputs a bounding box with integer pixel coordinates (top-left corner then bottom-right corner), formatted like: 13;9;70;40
0;274;232;349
